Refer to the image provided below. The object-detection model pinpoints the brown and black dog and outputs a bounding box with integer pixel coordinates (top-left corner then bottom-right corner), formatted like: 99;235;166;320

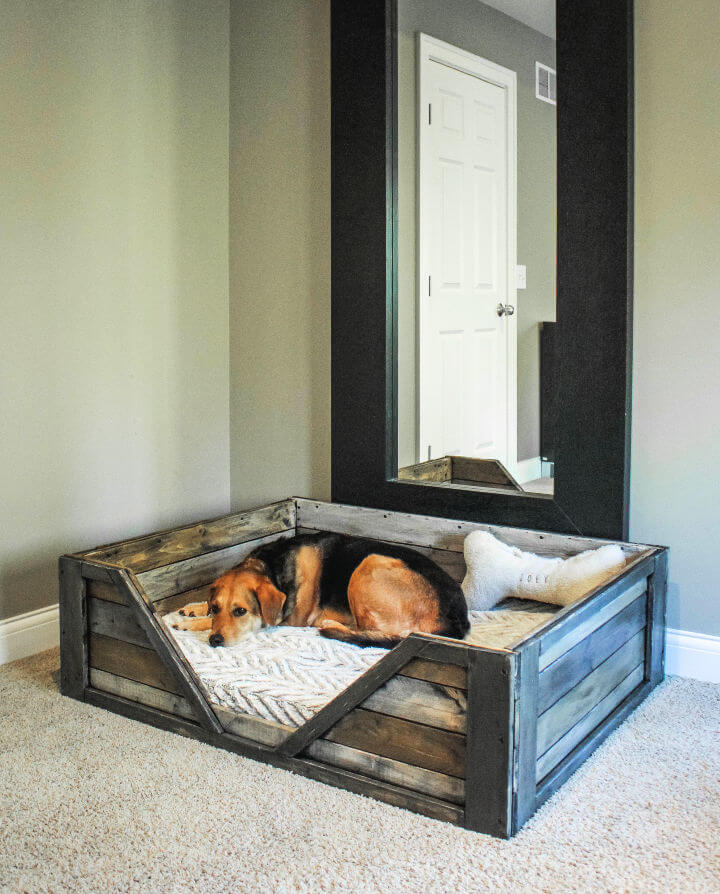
172;532;469;648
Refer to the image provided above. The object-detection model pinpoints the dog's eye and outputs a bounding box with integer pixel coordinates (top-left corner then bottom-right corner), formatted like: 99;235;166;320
232;607;247;617
209;605;219;615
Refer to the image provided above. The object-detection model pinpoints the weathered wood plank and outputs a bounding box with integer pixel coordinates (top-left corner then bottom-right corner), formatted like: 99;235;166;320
537;630;645;756
463;648;515;837
536;663;644;780
88;598;150;649
137;530;294;601
535;679;654;809
325;708;466;778
307;738;465;804
86;578;126;605
398;456;452;482
362;675;467;732
451;456;522;490
294;756;466;824
89;633;183;695
214;706;293;747
536;566;650;670
398;658;467;690
59;556;87;699
645;549;668;686
537;594;646;713
78;500;296;573
89;668;196;720
511;640;540;834
294;498;651;559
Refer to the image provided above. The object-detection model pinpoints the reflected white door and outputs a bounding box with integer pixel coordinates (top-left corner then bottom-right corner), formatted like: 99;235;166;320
418;36;517;466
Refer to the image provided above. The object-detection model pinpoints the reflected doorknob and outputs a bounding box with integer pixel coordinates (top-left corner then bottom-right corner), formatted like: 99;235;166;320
497;303;515;317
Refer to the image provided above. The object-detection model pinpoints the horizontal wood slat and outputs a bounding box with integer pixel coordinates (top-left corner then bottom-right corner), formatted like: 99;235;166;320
362;675;467;733
306;738;465;804
294;498;650;559
325;707;466;778
137;531;294;601
79;500;296;573
537;594;647;713
214;706;293;747
89;669;196;720
536;663;644;780
88;598;149;649
538;574;649;670
537;630;646;756
398;658;467;690
86;579;126;605
88;633;183;696
291;754;465;826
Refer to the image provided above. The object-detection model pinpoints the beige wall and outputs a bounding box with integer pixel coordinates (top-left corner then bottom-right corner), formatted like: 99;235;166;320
0;0;231;621
631;0;720;636
228;0;331;509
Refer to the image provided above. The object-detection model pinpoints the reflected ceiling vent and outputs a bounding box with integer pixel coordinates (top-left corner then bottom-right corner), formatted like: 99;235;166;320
535;62;556;105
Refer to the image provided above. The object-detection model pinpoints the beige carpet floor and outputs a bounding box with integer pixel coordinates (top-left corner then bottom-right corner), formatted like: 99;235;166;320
1;649;718;894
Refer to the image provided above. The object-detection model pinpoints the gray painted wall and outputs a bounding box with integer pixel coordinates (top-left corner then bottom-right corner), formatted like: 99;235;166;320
397;0;557;467
631;0;720;636
228;0;331;509
0;0;231;621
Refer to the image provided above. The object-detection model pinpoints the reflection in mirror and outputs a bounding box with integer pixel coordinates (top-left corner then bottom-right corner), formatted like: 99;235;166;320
396;0;556;497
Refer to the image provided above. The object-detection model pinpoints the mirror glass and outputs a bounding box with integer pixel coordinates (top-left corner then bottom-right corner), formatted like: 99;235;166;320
396;0;557;497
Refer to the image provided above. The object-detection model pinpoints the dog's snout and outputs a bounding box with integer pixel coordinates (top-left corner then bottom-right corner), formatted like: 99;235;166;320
208;633;224;648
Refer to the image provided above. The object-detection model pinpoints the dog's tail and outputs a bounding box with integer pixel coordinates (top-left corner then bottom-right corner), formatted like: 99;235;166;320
318;624;404;649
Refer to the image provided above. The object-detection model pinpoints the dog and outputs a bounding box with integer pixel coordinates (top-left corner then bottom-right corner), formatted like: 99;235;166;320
172;531;469;648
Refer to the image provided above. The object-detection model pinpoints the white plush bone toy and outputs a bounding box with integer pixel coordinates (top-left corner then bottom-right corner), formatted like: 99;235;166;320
461;530;626;611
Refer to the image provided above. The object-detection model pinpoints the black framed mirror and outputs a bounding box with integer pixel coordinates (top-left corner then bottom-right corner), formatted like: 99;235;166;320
331;0;633;540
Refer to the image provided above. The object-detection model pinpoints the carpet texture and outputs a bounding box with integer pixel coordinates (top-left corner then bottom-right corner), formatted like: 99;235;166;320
1;649;718;894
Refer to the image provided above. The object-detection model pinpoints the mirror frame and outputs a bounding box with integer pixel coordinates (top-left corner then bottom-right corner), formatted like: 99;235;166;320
331;0;634;540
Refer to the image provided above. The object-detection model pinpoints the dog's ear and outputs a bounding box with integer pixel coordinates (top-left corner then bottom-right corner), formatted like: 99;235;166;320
256;579;286;627
241;557;266;575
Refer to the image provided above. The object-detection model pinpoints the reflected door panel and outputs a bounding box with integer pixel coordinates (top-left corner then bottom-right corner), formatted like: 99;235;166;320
419;59;510;463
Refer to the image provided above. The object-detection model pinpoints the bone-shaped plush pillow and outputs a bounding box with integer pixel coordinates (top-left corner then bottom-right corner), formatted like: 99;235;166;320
461;530;627;611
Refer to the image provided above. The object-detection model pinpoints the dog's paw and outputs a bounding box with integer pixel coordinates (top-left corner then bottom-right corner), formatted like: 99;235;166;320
165;611;212;633
177;601;208;618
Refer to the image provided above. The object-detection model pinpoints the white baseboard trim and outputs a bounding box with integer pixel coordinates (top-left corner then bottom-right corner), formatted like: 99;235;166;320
515;456;542;484
0;604;59;666
666;628;720;684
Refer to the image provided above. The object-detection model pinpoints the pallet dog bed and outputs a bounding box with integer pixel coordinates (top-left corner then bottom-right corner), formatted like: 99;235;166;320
59;498;667;838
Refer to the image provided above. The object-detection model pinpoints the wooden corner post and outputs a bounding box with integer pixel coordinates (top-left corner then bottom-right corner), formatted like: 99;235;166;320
510;639;540;833
58;556;88;699
463;648;517;837
645;549;669;686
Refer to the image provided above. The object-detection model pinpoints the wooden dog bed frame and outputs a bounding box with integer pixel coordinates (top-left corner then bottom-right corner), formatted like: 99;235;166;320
59;498;667;838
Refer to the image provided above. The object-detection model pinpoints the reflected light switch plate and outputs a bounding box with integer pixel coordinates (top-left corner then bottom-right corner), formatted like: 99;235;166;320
516;265;527;289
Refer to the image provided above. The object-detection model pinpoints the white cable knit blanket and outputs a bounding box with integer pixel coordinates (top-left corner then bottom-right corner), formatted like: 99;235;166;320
162;603;555;726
